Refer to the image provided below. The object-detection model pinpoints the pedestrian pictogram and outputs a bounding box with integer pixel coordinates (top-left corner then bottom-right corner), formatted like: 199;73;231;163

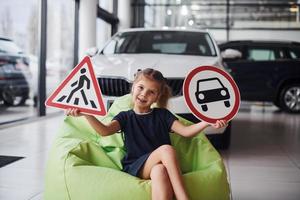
183;66;240;123
45;56;106;116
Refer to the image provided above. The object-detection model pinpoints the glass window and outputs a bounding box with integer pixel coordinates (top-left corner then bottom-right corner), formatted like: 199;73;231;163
247;48;275;61
45;0;75;115
0;39;23;54
153;43;186;54
103;39;117;54
0;0;75;124
289;48;300;59
126;36;141;53
0;0;39;124
116;35;134;53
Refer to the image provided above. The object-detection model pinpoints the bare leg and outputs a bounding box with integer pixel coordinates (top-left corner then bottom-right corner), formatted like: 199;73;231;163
150;164;173;200
139;145;189;200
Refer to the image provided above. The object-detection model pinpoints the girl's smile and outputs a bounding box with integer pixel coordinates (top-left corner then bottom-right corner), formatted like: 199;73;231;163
132;77;160;113
136;96;147;104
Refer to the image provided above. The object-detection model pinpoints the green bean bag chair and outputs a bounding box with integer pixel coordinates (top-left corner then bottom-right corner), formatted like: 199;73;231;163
44;94;230;200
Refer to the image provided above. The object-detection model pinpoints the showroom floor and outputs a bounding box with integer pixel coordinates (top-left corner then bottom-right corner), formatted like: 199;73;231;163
0;102;299;200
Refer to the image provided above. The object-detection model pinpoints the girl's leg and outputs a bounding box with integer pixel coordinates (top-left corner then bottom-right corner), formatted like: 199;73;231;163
139;145;189;200
150;164;173;200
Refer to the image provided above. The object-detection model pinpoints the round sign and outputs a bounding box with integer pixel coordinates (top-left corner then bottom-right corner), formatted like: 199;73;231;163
183;66;240;123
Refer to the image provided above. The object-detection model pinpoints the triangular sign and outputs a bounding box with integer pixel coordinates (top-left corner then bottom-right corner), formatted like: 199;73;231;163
45;56;106;116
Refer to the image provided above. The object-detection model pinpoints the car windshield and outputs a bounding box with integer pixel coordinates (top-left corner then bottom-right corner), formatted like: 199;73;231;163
198;78;223;90
102;31;217;56
0;39;23;54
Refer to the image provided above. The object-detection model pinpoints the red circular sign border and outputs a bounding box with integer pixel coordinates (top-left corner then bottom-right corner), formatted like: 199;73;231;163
183;66;240;123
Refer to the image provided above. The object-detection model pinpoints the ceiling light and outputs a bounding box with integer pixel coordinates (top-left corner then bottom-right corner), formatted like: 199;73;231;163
188;19;194;26
181;5;188;16
191;5;200;10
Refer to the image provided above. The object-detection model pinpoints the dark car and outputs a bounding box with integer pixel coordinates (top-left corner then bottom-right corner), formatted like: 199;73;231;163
195;77;230;111
219;40;300;113
0;37;30;106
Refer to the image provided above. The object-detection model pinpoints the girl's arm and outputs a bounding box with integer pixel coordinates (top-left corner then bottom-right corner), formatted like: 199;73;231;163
66;108;120;136
171;119;227;138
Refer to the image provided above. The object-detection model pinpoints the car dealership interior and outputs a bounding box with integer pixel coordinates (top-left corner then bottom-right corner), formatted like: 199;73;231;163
0;0;300;200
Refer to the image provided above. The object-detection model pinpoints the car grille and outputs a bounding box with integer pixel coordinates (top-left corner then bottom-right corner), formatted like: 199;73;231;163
98;78;184;97
98;78;131;97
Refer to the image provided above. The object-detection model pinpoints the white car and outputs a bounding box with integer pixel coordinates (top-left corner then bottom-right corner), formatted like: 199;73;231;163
90;28;231;149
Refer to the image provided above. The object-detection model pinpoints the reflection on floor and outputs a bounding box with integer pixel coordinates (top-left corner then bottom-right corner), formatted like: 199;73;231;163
0;100;59;125
222;102;300;200
0;102;299;200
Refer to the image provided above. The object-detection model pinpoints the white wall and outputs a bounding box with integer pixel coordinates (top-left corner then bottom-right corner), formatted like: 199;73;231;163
79;0;97;58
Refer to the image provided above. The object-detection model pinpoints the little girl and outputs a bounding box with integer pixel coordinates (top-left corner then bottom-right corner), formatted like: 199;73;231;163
66;68;227;200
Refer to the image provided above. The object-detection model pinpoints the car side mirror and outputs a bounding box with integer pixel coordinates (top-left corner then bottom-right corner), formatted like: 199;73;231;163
85;47;99;57
221;49;242;60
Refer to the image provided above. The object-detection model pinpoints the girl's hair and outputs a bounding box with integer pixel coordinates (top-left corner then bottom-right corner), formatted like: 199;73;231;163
133;68;172;108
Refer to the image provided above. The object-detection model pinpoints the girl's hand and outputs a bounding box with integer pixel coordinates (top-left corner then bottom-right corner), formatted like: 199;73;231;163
210;120;228;129
65;108;84;117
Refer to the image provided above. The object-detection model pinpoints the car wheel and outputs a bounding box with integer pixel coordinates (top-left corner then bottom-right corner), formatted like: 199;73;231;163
224;100;230;107
2;87;27;106
207;121;231;150
201;104;208;111
33;95;38;107
279;84;300;113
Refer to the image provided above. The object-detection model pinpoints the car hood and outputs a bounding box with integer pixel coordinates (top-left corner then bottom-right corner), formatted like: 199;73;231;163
91;53;220;81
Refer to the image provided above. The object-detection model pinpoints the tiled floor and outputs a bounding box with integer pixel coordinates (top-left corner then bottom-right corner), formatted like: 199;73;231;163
223;104;300;200
0;114;64;200
0;103;300;200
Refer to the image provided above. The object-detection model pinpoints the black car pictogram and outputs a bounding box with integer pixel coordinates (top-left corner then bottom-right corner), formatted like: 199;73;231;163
195;77;230;111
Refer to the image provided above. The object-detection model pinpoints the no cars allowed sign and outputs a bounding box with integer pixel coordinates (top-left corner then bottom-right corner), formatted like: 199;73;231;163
183;66;240;123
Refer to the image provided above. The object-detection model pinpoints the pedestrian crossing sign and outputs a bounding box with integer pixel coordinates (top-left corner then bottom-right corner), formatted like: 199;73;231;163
45;56;107;116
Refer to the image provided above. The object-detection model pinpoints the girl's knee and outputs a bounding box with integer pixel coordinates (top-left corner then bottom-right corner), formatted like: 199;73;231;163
158;145;176;158
150;164;168;179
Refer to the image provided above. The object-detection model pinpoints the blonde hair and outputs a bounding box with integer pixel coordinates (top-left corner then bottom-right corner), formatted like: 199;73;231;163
132;68;172;108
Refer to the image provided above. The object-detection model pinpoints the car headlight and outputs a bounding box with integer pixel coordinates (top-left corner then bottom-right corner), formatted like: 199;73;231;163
198;93;205;100
220;89;227;96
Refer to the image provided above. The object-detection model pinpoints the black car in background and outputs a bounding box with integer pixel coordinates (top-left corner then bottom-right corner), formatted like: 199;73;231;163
0;37;30;106
219;40;300;113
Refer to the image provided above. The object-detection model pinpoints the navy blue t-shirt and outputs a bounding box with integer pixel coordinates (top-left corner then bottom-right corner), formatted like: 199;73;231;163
113;108;178;177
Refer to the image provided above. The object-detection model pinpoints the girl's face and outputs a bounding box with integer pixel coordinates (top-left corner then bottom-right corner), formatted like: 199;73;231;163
132;76;160;112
